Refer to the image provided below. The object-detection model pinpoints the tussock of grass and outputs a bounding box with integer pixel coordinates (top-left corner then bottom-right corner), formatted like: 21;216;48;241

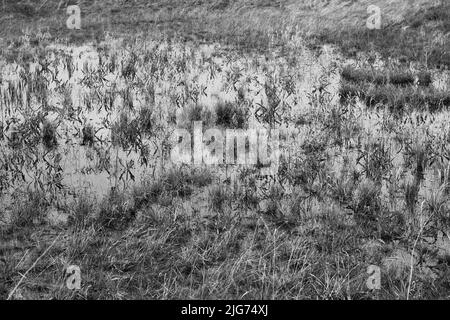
178;104;215;131
97;190;136;231
215;101;249;129
209;185;231;212
42;120;58;150
341;66;432;87
133;167;214;209
81;124;95;147
340;81;450;113
2;0;450;301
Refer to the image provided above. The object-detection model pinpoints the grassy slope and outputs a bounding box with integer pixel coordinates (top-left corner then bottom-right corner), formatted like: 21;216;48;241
0;0;448;66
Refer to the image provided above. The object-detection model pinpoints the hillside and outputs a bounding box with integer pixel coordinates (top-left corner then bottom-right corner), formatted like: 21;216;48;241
1;0;448;67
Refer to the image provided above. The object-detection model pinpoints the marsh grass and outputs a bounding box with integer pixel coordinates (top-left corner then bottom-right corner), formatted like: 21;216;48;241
133;167;214;209
341;66;432;87
179;103;215;131
13;193;46;228
42;120;58;150
1;0;450;301
215;101;249;129
81;124;95;147
208;184;231;213
97;189;136;231
340;81;450;113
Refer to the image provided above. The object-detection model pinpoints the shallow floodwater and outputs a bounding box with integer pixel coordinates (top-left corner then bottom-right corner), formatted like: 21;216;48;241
0;38;335;196
0;36;449;210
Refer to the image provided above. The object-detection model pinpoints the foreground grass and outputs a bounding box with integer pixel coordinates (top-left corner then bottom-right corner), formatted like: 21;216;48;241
0;198;442;299
1;152;449;299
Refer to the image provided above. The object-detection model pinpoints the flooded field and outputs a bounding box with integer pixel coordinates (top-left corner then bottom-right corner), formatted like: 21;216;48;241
0;35;329;200
1;0;450;300
1;34;449;211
